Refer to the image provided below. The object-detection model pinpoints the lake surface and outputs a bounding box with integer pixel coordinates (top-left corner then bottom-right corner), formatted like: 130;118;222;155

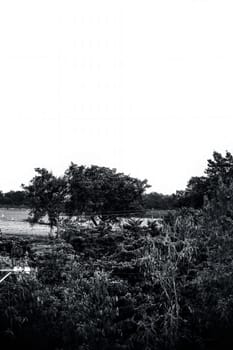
0;208;163;236
0;208;50;236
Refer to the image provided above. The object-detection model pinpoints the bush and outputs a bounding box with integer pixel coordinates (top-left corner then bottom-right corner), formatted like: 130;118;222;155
2;199;233;349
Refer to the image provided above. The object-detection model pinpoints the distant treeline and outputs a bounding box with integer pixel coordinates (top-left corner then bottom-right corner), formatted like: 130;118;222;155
143;188;204;210
143;192;178;210
0;189;190;211
0;191;29;207
0;184;208;211
0;189;203;211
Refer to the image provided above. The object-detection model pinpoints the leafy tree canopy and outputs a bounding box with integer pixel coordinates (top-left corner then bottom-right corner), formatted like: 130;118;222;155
23;165;150;229
177;151;233;209
23;168;66;229
64;163;150;221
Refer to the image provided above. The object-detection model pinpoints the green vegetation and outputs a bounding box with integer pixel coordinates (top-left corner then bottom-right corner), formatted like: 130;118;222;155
1;151;233;349
0;204;233;349
143;151;233;211
174;151;233;209
22;168;66;232
0;191;29;208
143;192;177;210
23;164;149;229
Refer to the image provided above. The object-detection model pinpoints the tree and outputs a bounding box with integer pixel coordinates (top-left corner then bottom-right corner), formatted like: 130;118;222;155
183;176;208;209
205;151;233;194
23;165;149;230
0;191;4;204
64;163;150;225
176;151;233;209
22;168;66;236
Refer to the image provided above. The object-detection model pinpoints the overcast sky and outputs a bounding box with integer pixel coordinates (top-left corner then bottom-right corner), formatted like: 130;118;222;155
0;0;233;194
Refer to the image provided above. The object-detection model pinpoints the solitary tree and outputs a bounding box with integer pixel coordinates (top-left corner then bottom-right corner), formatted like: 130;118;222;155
64;163;150;225
23;165;149;230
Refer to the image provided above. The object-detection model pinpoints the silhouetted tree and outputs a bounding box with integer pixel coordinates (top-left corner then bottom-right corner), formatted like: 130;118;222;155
176;151;233;209
23;168;66;235
64;163;149;224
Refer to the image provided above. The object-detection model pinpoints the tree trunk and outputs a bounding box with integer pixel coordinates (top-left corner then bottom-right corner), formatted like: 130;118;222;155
49;226;54;239
56;221;60;238
91;216;98;226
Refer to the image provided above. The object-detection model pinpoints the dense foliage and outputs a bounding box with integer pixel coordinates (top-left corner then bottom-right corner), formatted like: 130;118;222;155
22;168;66;231
144;151;233;210
176;151;233;209
0;191;29;207
1;151;233;348
23;164;149;227
64;164;149;220
143;192;177;210
1;196;233;349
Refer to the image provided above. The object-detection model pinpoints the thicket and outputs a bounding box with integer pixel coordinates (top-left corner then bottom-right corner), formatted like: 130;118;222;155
1;151;233;349
1;196;233;349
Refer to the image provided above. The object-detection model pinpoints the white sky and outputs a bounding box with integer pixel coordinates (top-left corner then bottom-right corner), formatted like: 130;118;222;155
0;0;233;194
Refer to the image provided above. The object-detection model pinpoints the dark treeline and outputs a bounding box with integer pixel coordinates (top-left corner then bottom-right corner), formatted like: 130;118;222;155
0;188;203;211
0;188;178;211
0;190;29;207
143;192;177;210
